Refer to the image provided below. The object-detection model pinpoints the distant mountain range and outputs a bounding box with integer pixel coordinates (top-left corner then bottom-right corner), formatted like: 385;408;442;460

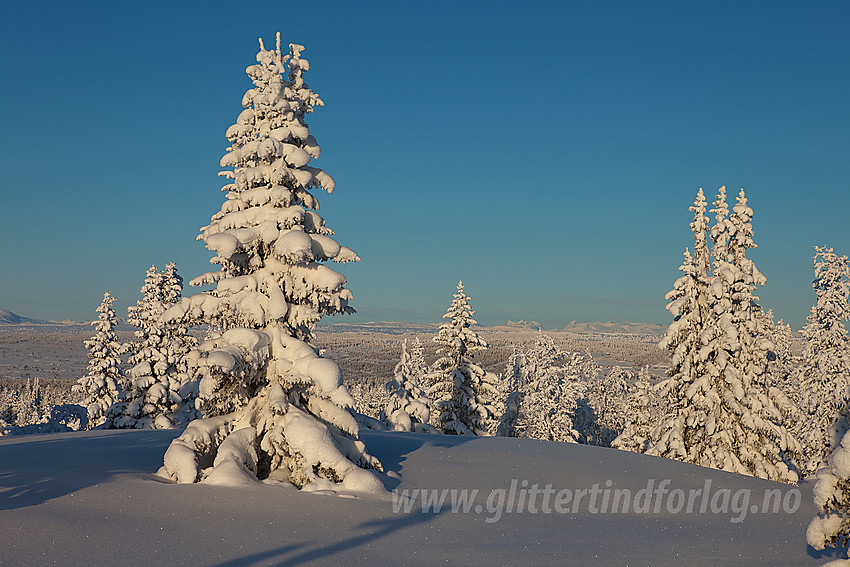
319;320;665;336
0;309;51;325
561;320;666;335
0;309;84;325
0;308;666;335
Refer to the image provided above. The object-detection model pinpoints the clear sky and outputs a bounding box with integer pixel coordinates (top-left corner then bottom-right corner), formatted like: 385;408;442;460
1;1;848;329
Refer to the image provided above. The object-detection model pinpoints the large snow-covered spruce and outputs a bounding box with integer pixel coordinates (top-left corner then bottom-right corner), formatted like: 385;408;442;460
649;187;799;483
796;246;850;475
73;292;124;430
158;34;381;491
428;282;500;435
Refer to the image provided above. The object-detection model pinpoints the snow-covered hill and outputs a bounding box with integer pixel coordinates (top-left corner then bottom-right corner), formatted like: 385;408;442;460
0;429;840;566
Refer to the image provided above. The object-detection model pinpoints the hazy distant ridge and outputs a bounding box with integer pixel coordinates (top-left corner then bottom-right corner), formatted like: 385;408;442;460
319;320;665;336
0;309;50;325
561;320;665;335
0;310;665;334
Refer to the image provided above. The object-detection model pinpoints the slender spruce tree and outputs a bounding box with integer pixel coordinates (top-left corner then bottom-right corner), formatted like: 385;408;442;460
428;282;500;435
796;246;850;474
73;292;125;429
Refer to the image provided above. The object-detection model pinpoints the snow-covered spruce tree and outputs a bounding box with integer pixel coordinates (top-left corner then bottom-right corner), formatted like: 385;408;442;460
349;380;390;418
509;334;590;443
762;309;794;384
157;35;381;491
807;428;850;558
649;187;799;483
161;261;184;306
495;347;524;437
427;282;500;435
725;188;801;472
381;338;433;432
13;377;46;427
725;189;786;393
587;365;632;446
0;386;14;430
796;246;850;475
649;189;712;463
73;292;124;430
758;309;799;435
612;366;655;453
113;263;198;429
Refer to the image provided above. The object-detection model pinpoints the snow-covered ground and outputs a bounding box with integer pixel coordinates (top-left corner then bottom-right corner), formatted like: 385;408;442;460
0;428;840;566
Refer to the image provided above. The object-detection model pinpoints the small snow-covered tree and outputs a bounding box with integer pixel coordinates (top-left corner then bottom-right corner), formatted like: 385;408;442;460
349;380;390;420
14;378;45;426
807;429;850;557
796;246;850;475
428;282;500;435
114;263;198;429
650;187;799;483
157;35;381;491
498;334;589;443
758;309;799;435
0;386;15;429
762;310;794;384
587;365;632;446
495;347;524;437
612;366;656;453
161;262;184;306
381;338;433;432
73;292;124;429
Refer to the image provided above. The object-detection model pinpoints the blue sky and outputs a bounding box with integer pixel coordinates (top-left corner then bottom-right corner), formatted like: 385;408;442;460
1;1;847;328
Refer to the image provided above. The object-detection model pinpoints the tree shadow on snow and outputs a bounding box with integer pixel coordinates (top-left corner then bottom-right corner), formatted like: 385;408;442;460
0;429;179;511
359;429;477;492
208;509;440;567
807;542;850;562
203;544;307;567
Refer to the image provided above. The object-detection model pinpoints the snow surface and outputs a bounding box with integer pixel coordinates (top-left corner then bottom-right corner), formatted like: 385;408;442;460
0;429;843;566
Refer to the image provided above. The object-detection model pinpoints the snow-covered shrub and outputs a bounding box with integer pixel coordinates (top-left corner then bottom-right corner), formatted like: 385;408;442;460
73;292;125;429
157;34;381;491
380;338;434;432
795;246;850;476
427;282;501;435
114;263;198;429
649;187;799;483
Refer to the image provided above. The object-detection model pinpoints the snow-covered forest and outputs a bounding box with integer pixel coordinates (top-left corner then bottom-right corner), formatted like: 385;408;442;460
2;31;850;566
